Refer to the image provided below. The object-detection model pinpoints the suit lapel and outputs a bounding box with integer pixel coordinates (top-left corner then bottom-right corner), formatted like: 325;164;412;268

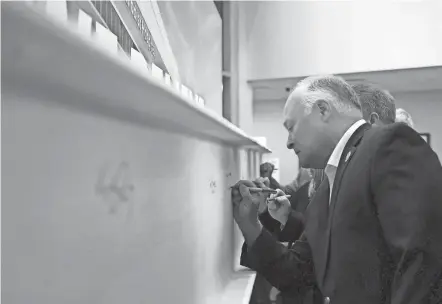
328;123;371;216
321;123;371;284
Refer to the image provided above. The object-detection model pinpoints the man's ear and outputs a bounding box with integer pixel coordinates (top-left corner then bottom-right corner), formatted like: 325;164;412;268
314;99;332;121
369;112;380;125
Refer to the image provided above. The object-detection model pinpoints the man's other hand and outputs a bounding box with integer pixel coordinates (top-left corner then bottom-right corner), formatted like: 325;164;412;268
232;180;262;223
254;177;271;188
232;179;271;215
231;180;265;244
267;189;291;225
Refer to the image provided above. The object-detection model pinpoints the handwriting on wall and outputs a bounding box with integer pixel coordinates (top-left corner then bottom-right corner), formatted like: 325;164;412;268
95;161;135;215
209;180;217;194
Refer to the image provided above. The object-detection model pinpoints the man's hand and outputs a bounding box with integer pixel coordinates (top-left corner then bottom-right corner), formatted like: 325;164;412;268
267;189;291;226
253;177;272;213
254;177;271;188
232;180;264;223
231;180;265;245
232;178;271;215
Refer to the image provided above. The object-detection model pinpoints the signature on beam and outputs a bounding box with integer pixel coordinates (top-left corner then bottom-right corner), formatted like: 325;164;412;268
95;161;135;214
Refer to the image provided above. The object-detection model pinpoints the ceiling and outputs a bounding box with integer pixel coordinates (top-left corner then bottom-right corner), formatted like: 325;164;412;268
250;66;442;102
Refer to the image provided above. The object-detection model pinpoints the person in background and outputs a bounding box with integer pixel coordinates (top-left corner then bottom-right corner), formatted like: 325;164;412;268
352;82;396;126
396;108;415;128
232;74;442;304
259;162;285;191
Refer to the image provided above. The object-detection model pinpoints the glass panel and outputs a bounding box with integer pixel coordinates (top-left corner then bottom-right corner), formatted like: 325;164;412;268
91;1;134;56
156;1;222;115
152;64;164;80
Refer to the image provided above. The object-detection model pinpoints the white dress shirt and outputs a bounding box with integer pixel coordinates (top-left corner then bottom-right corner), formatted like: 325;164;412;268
324;119;367;203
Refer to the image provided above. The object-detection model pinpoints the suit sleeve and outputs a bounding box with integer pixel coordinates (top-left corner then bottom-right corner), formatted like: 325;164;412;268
278;210;305;242
243;228;316;296
240;241;255;270
240;211;284;271
241;209;305;268
269;176;284;190
259;185;306;242
371;124;442;304
279;183;310;242
259;210;284;236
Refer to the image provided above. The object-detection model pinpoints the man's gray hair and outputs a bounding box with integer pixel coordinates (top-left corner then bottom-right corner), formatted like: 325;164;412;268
291;75;361;114
396;108;414;128
352;83;396;124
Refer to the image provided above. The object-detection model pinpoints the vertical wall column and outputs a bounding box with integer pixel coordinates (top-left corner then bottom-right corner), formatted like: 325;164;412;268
247;149;255;178
255;151;262;178
221;2;265;274
244;150;263;182
222;1;254;132
237;2;254;134
221;1;239;125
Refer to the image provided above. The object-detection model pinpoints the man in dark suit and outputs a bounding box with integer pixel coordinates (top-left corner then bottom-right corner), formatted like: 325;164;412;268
232;75;442;304
258;82;399;245
246;82;400;304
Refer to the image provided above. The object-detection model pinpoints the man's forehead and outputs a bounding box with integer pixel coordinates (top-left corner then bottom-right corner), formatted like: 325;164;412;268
283;113;297;130
284;91;304;121
285;89;305;108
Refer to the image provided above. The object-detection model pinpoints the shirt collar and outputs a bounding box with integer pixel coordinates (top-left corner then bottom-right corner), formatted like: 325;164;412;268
327;119;367;168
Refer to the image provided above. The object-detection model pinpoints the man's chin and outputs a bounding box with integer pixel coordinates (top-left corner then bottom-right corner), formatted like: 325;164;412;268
298;155;309;168
298;155;324;170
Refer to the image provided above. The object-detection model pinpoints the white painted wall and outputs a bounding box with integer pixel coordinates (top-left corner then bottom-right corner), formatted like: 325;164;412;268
394;90;442;158
2;93;245;304
253;100;299;185
241;0;442;80
253;91;442;185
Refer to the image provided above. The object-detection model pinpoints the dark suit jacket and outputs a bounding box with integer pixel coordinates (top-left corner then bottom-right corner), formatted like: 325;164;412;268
243;123;442;304
242;182;323;304
259;181;310;241
241;181;311;268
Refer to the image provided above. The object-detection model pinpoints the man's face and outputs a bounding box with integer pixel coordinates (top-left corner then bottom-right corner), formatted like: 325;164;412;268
283;91;331;169
259;163;274;178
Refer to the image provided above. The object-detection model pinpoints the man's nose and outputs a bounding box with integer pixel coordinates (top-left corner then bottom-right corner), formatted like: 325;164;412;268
287;137;294;150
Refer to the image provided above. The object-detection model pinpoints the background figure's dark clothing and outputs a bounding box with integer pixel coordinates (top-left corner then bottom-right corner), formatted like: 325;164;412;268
268;176;284;191
248;274;274;304
268;176;300;198
243;123;442;304
245;182;323;304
